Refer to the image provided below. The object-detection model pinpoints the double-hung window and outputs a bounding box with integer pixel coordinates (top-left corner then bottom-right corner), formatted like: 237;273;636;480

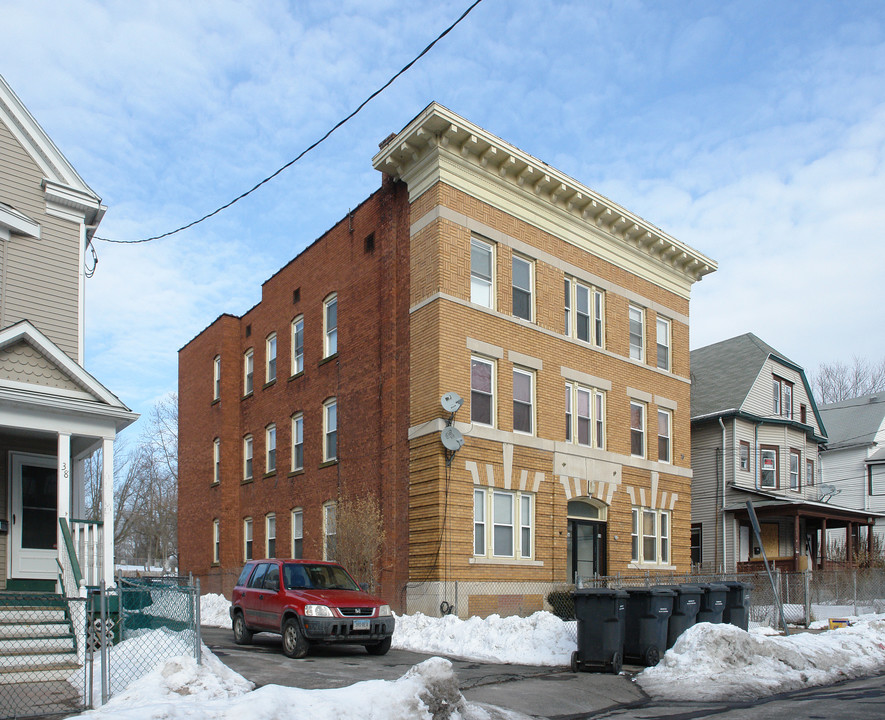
212;519;220;564
291;509;303;558
512;368;534;434
790;449;800;490
631;507;671;565
471;357;495;426
324;398;337;461
630;401;646;457
266;514;276;558
323;501;337;561
760;446;778;488
324;294;338;357
470;237;494;307
564;279;604;347
657;409;671;463
806;459;815;487
243;517;253;561
512;255;533;321
266;333;277;382
291;413;303;471
565;383;606;449
291;316;304;375
656;317;670;371
243;435;253;481
783;382;793;419
473;488;534;559
213;355;221;400
473;489;486;555
740;441;751;472
265;424;276;473
244;349;254;395
629;305;644;361
212;438;220;484
565;384;573;441
772;378;782;415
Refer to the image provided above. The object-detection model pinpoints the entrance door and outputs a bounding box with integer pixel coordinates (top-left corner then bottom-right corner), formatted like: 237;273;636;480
10;453;58;580
568;519;606;582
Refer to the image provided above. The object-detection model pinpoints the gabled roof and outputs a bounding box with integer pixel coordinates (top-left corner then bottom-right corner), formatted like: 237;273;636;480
819;393;885;450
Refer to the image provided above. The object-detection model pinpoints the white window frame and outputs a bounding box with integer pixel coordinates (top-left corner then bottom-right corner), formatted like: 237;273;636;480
629;305;644;361
291;413;304;471
266;424;276;473
790;449;801;491
324;293;338;357
470;356;495;427
492;490;514;557
291;316;304;375
212;519;220;564
243;435;253;481
474;489;486;556
631;507;671;566
213;355;221;400
244;517;253;561
773;378;782;415
324;398;337;462
565;384;606;449
470;237;494;308
266;513;276;558
806;458;815;487
291;508;303;559
760;447;778;489
565;383;573;442
473;487;534;560
519;494;532;559
266;333;277;383
511;254;533;321
323;501;337;561
595;390;605;449
630;401;646;458
656;317;670;371
212;438;220;484
564;279;605;348
657;409;671;464
244;348;254;395
593;289;604;348
783;382;793;419
512;368;534;435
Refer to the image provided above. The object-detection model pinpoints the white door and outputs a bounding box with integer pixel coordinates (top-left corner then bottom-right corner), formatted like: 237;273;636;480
10;453;58;580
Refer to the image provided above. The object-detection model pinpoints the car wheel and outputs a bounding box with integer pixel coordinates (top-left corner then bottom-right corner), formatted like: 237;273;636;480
232;612;253;645
365;636;392;656
570;650;579;673
282;618;309;659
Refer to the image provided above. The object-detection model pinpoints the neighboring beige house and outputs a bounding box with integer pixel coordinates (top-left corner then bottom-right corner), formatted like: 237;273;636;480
0;73;137;595
689;333;881;573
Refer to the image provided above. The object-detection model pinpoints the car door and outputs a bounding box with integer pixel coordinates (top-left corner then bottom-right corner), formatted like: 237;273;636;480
241;562;270;629
256;562;284;630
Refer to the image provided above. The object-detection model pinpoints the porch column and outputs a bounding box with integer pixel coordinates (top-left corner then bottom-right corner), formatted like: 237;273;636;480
793;514;801;571
869;524;875;555
101;436;115;586
821;518;828;566
57;433;71;575
846;522;853;562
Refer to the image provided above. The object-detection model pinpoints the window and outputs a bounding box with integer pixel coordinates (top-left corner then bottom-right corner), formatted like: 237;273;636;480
266;424;276;473
471;357;494;426
629;305;644;361
740;441;751;472
630;401;645;457
512;255;532;320
690;524;702;566
244;349;254;395
772;378;782;415
564;279;604;347
473;488;533;559
212;438;220;484
657;409;671;463
760;446;778;488
806;459;815;487
800;404;807;424
292;316;304;375
243;435;253;481
213;355;221;400
632;507;671;565
291;413;303;471
324;399;337;461
291;509;303;559
324;294;338;357
323;502;337;560
512;368;534;434
266;334;277;382
790;449;800;490
783;382;793;419
212;519;220;564
266;514;276;557
565;384;606;449
470;237;494;307
244;518;253;561
870;465;885;496
656;317;670;371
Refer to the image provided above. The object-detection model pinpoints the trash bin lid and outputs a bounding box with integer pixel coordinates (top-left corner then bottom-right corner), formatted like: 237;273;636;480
574;587;622;598
624;586;676;596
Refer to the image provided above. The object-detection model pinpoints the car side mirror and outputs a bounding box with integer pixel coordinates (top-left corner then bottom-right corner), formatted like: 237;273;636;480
359;583;368;592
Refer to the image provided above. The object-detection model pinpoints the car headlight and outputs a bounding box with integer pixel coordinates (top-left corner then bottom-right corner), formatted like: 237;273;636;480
304;604;333;617
377;604;392;617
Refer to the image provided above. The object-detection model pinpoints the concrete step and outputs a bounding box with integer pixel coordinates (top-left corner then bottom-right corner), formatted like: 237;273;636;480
0;634;76;653
0;661;81;684
0;620;70;638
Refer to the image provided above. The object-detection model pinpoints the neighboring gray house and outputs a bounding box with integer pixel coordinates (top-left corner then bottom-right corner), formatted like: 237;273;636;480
819;393;885;547
0;73;137;595
690;334;880;573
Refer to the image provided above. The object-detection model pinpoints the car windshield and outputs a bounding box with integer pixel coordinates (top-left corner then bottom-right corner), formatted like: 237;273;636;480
283;563;360;591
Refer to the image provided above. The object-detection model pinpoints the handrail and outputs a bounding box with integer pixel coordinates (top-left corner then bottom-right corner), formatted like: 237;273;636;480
70;518;104;526
59;517;84;588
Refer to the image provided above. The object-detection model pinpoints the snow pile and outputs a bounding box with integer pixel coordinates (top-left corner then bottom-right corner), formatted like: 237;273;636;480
71;650;531;720
393;611;574;666
200;593;233;627
638;618;885;701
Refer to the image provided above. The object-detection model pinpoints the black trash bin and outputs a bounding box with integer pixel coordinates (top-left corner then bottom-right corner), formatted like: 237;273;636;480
571;588;628;674
623;587;675;666
666;584;703;648
720;581;751;630
695;583;727;623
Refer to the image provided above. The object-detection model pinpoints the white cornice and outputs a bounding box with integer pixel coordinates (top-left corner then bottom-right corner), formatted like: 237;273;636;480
373;103;717;297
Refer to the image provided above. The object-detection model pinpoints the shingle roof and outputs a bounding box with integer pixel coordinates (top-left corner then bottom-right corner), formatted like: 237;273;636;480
818;393;885;450
690;333;796;419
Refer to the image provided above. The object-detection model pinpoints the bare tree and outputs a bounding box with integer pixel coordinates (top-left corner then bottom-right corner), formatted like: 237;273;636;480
334;495;385;592
810;356;885;404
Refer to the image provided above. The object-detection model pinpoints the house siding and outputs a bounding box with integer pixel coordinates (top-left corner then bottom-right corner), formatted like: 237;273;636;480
690;422;725;569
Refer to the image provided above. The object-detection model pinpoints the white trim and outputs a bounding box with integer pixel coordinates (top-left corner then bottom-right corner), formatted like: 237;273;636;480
0;204;40;240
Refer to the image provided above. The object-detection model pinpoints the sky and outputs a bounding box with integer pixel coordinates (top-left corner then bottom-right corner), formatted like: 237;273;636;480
2;0;884;432
62;598;885;719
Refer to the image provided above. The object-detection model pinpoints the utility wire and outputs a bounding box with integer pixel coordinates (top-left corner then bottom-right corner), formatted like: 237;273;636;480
95;0;484;245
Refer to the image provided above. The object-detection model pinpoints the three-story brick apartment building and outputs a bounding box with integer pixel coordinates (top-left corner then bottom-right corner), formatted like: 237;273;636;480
178;103;716;614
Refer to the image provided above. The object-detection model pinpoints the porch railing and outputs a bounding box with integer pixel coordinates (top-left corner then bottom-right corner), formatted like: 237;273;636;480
69;518;104;588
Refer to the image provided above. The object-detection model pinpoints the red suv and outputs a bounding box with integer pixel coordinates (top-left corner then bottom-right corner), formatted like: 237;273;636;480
230;559;395;658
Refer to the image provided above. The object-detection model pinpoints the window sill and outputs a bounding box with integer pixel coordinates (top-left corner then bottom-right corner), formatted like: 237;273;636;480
210;481;220;488
241;478;254;485
263;471;277;479
211;398;220;406
288;469;305;478
288;371;304;383
318;353;339;367
263;379;277;389
319;459;338;469
241;391;253;401
628;563;676;571
469;557;544;567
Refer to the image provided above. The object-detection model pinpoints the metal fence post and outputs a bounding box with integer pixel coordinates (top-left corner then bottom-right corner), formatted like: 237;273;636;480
100;580;109;706
195;578;202;665
853;567;858;616
804;570;811;627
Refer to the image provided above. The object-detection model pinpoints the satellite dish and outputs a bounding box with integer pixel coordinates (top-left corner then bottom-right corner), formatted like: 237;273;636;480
441;392;463;414
441;425;465;452
819;484;840;502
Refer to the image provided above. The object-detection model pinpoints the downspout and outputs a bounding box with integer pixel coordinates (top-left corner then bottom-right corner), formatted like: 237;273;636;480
719;417;727;572
755;424;760;490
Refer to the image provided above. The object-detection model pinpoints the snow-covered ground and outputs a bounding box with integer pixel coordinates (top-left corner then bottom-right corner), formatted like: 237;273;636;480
66;594;885;719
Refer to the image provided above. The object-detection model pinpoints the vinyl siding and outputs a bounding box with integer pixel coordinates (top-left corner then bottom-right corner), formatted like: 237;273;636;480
743;357;822;437
691;422;725;569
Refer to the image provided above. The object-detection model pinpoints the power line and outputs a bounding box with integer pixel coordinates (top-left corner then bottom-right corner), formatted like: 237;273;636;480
95;0;484;245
